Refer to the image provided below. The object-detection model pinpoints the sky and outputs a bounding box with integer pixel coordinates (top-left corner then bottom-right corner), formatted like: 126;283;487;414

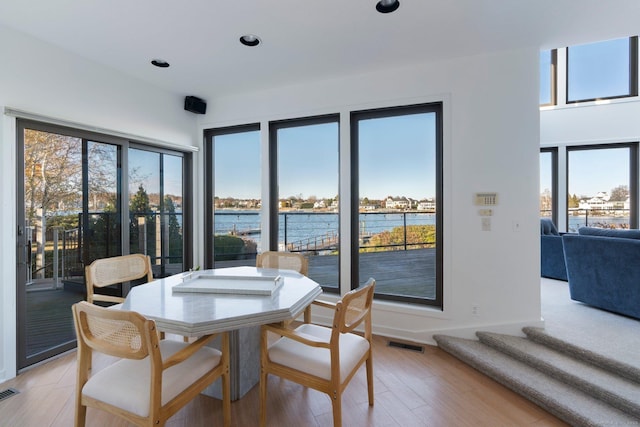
214;113;437;201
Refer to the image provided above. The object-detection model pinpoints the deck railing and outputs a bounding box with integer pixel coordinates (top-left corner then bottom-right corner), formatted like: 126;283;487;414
214;210;436;258
540;208;631;232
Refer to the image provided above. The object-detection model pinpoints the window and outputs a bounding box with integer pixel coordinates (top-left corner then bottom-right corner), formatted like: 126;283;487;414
205;105;444;306
351;103;443;307
269;116;340;292
128;147;189;277
566;144;637;232
540;149;556;221
204;125;261;268
567;36;638;103
540;50;557;105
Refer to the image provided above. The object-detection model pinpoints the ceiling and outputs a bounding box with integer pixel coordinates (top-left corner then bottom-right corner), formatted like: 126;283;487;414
1;0;639;101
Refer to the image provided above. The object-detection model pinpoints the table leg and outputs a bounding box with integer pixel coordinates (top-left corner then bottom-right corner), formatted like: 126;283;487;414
202;325;261;401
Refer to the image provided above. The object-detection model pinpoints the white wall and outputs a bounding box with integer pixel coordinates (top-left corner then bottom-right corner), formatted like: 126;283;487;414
541;100;640;145
198;47;543;345
0;24;198;382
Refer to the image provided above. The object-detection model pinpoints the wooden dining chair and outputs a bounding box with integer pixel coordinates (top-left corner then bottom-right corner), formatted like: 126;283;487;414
85;254;153;304
256;250;308;275
256;250;312;322
259;278;376;427
72;301;230;427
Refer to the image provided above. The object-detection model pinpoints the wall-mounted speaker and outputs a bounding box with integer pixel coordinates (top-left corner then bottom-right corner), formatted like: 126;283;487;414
184;96;207;114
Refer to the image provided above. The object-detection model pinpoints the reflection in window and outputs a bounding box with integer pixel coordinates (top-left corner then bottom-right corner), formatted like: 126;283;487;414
128;147;185;276
567;37;637;102
87;141;120;261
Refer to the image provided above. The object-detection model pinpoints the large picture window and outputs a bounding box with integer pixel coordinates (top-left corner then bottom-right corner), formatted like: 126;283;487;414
351;103;443;307
566;144;638;232
269;115;340;292
204;125;261;269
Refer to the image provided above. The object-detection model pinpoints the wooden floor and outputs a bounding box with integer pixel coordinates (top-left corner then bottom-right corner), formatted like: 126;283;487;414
0;334;567;427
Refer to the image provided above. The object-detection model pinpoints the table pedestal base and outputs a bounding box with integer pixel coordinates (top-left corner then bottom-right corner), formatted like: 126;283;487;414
202;325;261;401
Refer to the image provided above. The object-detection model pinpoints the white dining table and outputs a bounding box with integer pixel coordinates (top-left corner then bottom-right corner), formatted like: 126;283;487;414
120;265;323;400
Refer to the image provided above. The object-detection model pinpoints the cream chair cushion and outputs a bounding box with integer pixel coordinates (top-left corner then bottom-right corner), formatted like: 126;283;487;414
267;323;369;381
82;340;221;418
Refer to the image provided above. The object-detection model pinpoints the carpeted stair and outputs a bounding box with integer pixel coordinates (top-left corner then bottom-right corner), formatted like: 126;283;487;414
433;330;640;427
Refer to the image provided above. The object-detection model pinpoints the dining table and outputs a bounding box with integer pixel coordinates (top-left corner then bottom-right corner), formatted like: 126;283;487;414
119;265;323;400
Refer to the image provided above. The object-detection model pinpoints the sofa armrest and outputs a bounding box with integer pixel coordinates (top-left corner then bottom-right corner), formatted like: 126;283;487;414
562;234;640;319
541;234;567;280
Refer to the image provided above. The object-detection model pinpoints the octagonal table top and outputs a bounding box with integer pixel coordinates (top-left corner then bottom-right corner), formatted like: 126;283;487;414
120;266;323;337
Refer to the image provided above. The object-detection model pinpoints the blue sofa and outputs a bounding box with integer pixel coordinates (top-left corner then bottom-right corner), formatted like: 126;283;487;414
540;219;567;281
562;227;640;320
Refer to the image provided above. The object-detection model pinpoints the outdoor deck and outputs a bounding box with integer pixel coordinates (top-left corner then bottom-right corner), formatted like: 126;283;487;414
24;249;435;362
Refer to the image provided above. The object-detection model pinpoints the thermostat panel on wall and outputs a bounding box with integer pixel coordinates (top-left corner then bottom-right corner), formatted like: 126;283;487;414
474;192;498;206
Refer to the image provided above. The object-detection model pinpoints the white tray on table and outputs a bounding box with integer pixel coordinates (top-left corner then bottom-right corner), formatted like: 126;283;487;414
172;272;284;295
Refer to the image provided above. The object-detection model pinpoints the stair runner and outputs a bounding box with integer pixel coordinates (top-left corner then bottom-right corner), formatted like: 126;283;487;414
433;328;640;427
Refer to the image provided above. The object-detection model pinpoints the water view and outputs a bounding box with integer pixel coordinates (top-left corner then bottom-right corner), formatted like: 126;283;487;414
215;210;437;250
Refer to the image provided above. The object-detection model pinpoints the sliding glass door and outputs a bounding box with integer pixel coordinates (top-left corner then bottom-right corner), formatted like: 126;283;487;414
16;121;191;369
16;123;122;368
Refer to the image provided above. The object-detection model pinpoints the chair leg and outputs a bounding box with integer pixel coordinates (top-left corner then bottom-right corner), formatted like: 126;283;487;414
222;367;231;427
366;356;374;406
74;402;86;427
259;370;268;427
331;391;342;427
260;327;269;427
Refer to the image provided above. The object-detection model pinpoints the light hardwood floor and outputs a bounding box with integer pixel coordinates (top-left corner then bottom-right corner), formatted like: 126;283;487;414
0;334;567;427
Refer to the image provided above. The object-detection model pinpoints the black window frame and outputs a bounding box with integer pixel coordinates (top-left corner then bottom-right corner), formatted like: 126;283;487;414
268;114;341;293
350;102;444;308
203;123;261;269
565;142;638;230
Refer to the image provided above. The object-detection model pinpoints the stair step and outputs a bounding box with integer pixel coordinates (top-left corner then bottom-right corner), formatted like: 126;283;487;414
434;334;640;427
523;326;640;384
476;331;640;418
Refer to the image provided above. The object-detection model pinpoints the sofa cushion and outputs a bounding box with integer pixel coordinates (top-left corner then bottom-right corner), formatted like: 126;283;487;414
540;218;559;235
577;227;640;240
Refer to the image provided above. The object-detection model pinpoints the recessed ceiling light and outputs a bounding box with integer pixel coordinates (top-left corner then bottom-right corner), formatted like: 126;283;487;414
240;34;261;47
376;0;400;13
151;59;170;68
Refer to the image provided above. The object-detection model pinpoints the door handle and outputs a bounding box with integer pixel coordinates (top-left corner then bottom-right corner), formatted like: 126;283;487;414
26;239;32;265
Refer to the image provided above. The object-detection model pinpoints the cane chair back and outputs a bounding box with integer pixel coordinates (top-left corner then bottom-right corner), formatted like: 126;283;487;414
256;251;308;275
72;301;230;427
85;254;153;304
257;251;311;322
